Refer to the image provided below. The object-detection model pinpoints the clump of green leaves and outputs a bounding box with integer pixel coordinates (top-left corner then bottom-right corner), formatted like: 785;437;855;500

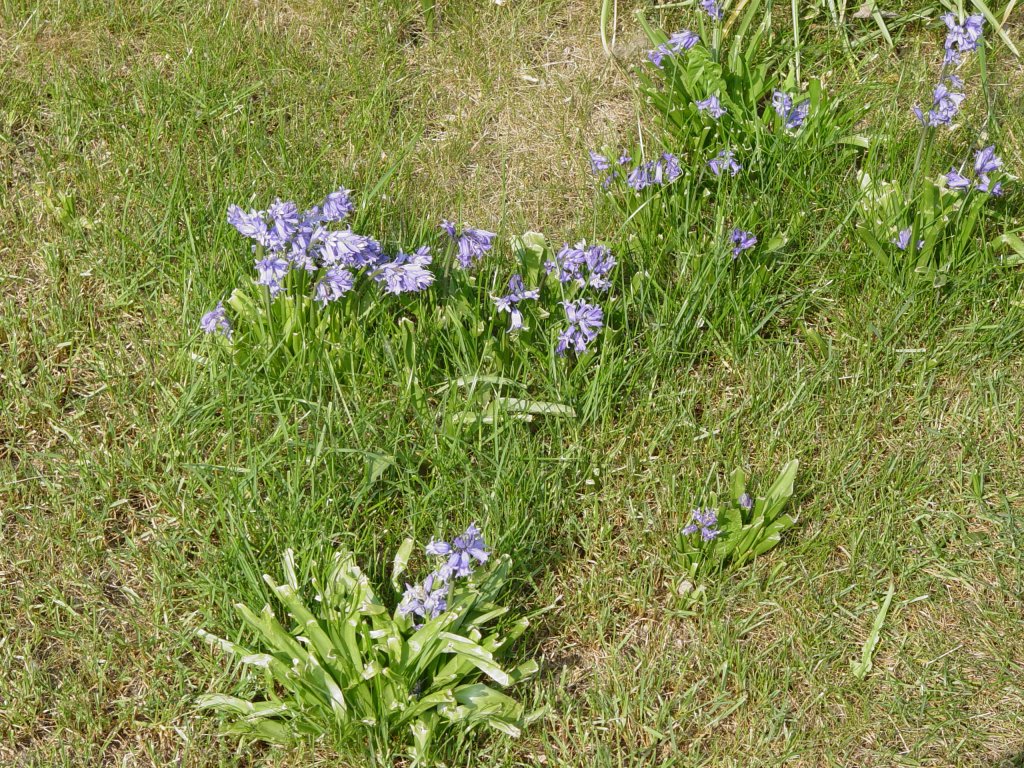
674;460;799;606
196;541;544;765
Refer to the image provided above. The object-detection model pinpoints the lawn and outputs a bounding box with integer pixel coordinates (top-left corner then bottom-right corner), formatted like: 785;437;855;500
2;0;1024;766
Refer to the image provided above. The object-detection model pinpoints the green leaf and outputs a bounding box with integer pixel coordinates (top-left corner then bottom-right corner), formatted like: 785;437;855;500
391;538;415;592
850;582;895;680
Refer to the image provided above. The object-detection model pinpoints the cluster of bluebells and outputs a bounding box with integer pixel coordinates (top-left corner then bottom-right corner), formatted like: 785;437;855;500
683;508;721;541
441;220;496;269
696;93;727;120
543;240;615;355
398;524;490;624
772;91;810;131
708;148;741;177
942;13;984;64
589;149;633;189
200;187;510;339
646;29;700;68
913;76;965;128
492;274;540;332
946;145;1004;195
626;152;683;191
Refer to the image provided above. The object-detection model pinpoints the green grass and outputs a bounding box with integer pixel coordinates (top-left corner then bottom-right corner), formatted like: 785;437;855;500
2;0;1024;766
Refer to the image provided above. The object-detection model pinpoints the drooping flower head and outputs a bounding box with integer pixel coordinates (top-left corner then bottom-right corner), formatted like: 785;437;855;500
626;153;682;191
320;229;383;269
227;204;270;244
265;199;300;252
492;274;540;332
943;13;984;64
646;29;700;67
738;493;754;511
314;266;355;306
556;300;604;356
589;151;611;173
913;78;966;127
254;254;290;296
426;523;490;580
397;572;449;621
682;507;721;541
373;246;435;295
708;148;741;177
321;187;355;222
945;167;973;190
696;93;727;119
772;91;810;130
441;220;497;269
892;228;924;252
200;301;232;338
544;242;616;290
730;228;757;258
701;0;723;21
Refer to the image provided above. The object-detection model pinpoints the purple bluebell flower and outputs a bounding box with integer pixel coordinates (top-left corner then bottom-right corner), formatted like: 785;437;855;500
945;167;973;190
738;493;754;511
647;29;700;67
701;0;723;21
618;149;632;166
254;254;290;296
428;523;489;580
683;507;721;541
441;220;497;269
974;145;1002;176
314;267;355;306
556;300;604;356
589;151;611;173
708;148;741;177
544;242;615;289
773;91;810;130
892;228;924;251
492;274;540;332
320;229;383;269
321;187;355;221
626;153;682;191
913;79;966;127
730;228;757;258
200;301;232;338
374;246;435;294
943;13;984;63
990;181;1004;197
227;204;269;244
696;94;726;119
398;572;449;621
266;199;300;251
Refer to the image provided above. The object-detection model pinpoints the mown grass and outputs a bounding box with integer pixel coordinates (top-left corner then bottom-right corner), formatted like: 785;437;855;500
2;0;1024;766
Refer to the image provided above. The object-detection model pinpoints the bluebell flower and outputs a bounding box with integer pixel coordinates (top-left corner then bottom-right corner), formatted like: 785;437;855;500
893;228;924;251
618;149;632;166
492;274;540;332
626;153;682;191
696;94;726;119
589;151;611;173
397;572;449;621
943;13;984;64
730;228;757;257
254;254;290;296
701;0;723;21
319;229;383;269
556;300;604;356
441;220;497;269
738;493;754;511
200;301;232;338
974;145;1002;176
266;199;300;251
321;187;355;221
374;246;435;294
314;267;355;306
945;167;973;190
682;507;721;541
544;242;616;289
646;29;699;67
913;79;965;127
772;91;810;130
427;523;490;580
227;204;269;244
708;148;741;177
